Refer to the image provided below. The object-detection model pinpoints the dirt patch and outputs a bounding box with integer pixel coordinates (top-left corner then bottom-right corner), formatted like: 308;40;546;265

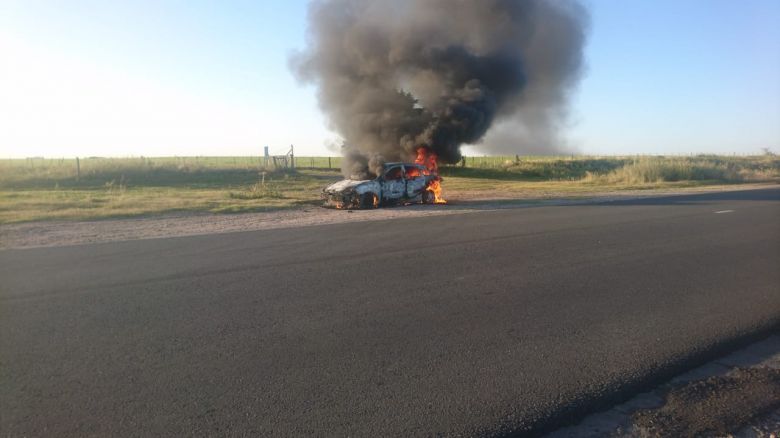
633;367;780;437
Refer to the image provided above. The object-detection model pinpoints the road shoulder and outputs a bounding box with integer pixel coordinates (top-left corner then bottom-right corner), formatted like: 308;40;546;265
1;183;776;250
547;335;780;438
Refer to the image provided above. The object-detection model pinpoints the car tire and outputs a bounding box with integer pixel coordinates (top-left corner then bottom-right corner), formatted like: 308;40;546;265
359;192;379;209
422;190;435;204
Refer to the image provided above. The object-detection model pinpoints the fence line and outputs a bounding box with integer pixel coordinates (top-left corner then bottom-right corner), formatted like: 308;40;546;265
0;154;773;174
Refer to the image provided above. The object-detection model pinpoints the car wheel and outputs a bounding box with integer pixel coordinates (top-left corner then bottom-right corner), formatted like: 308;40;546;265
422;190;435;204
359;192;379;209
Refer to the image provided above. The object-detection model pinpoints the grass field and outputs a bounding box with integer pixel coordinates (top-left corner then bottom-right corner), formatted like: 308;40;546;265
1;154;778;224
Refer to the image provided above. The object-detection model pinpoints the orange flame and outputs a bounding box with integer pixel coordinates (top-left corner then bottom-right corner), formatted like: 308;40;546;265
415;147;447;204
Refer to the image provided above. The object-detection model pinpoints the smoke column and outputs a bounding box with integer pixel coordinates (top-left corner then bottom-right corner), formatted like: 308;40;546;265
292;0;589;178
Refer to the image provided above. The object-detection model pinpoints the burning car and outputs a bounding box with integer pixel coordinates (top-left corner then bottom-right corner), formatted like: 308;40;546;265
323;162;443;209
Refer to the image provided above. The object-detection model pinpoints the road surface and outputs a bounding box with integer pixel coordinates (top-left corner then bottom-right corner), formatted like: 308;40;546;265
2;188;779;436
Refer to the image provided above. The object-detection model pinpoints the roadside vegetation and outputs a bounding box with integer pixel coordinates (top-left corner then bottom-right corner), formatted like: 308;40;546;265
1;154;777;224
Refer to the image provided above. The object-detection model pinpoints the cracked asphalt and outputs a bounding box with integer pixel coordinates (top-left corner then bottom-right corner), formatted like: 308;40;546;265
1;188;779;436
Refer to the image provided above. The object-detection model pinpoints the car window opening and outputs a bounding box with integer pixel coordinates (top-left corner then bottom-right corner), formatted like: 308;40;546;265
385;167;403;180
405;166;422;178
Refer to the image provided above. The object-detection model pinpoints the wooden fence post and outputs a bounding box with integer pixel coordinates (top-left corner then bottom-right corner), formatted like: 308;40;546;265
76;157;80;181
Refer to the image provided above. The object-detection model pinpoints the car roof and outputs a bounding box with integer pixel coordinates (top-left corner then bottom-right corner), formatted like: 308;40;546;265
383;162;424;168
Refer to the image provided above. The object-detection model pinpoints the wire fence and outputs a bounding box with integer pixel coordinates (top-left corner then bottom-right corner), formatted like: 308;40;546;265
1;153;771;176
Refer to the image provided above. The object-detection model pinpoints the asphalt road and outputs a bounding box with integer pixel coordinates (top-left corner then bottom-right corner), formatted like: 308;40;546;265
2;188;779;437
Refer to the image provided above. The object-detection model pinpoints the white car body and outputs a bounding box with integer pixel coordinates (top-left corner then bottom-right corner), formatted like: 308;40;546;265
323;163;436;208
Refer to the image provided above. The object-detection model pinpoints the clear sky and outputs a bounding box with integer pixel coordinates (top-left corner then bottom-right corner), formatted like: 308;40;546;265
1;0;778;158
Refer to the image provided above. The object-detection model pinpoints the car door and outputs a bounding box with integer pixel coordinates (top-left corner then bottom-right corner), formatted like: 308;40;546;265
404;164;426;198
381;165;406;201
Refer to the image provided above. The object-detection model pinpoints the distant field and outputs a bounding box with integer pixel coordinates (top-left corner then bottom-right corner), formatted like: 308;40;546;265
1;155;777;224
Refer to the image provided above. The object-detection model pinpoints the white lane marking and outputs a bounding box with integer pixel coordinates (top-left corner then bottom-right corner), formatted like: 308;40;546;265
714;210;735;214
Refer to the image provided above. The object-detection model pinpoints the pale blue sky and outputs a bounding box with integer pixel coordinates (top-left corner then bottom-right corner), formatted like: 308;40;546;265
1;0;778;158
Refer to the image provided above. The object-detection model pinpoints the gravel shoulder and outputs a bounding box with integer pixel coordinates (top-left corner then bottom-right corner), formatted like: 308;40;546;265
547;334;780;438
1;183;775;250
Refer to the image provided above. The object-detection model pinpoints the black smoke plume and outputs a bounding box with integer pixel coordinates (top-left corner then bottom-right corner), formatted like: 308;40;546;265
293;0;588;179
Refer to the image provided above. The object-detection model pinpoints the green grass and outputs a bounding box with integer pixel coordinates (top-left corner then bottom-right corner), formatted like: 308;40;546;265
0;158;340;223
1;154;777;224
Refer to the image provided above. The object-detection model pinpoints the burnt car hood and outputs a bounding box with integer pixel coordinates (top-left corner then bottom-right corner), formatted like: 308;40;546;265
324;179;372;193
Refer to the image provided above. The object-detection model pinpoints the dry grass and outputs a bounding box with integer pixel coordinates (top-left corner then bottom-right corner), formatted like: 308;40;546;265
580;156;779;185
